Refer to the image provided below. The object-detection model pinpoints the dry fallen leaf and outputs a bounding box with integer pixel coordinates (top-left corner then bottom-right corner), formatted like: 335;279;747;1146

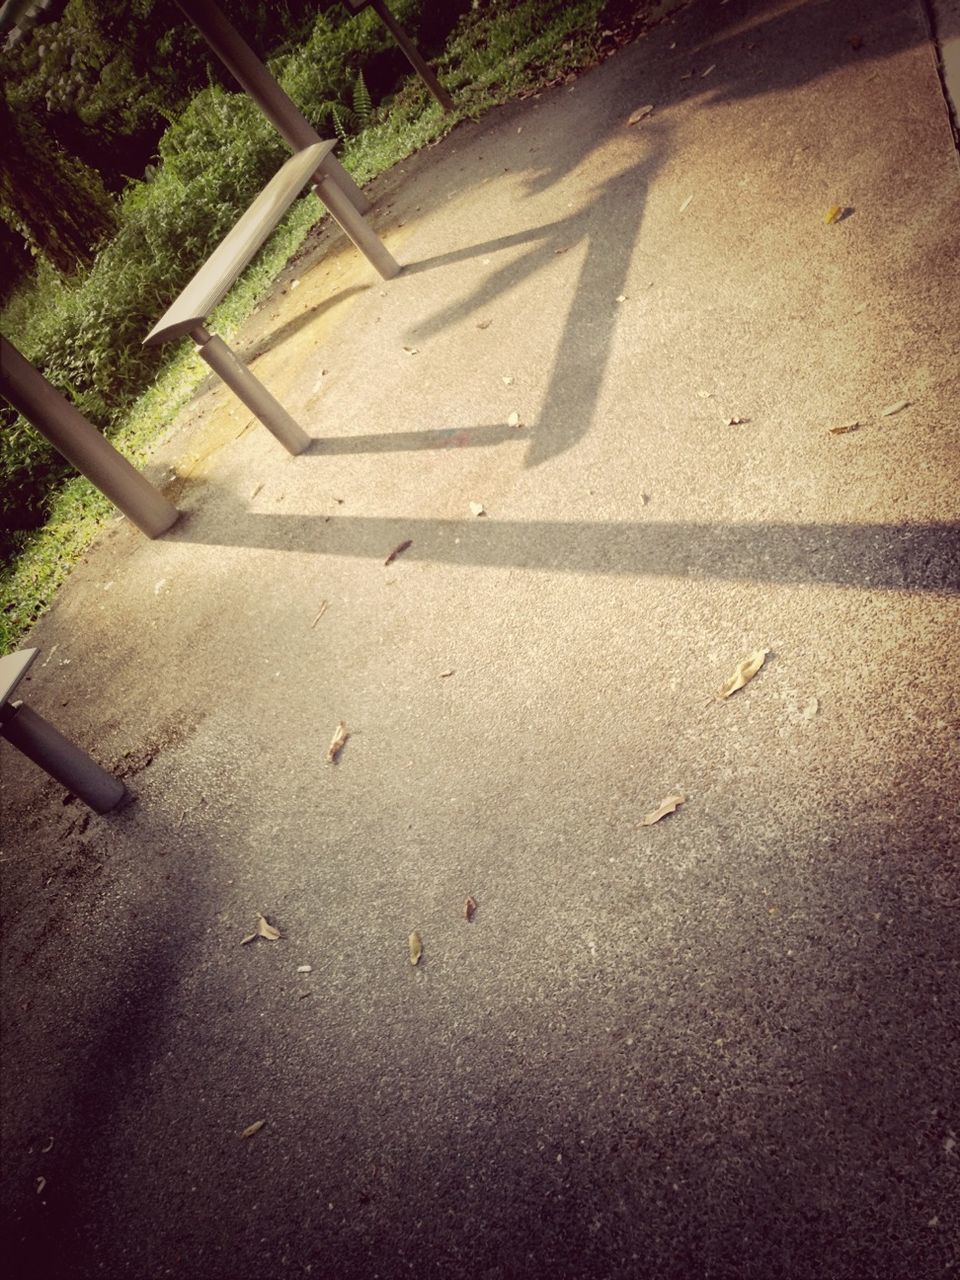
241;1120;266;1139
240;932;258;946
476;319;492;331
464;896;478;922
679;195;693;213
409;931;423;966
829;421;860;435
384;539;412;566
469;501;486;517
402;345;419;356
297;964;312;973
641;793;686;826
717;649;769;700
439;669;455;678
824;205;843;224
327;721;349;764
256;912;281;941
627;104;654;126
507;411;521;428
881;399;910;417
724;416;747;426
502;375;514;386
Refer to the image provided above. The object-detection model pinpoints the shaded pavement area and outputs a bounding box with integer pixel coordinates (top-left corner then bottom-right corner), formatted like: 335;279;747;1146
2;1;958;1277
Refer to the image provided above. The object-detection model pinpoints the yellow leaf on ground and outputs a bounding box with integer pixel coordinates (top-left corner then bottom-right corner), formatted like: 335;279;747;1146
641;793;686;826
627;104;654;126
717;649;769;700
327;721;349;763
241;1120;266;1139
409;931;423;966
256;912;281;941
824;205;843;224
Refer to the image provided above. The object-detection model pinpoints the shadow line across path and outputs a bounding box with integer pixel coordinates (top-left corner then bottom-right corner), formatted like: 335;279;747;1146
175;511;960;594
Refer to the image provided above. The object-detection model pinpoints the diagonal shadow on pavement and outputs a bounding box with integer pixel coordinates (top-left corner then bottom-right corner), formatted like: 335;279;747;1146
173;506;960;594
304;422;524;454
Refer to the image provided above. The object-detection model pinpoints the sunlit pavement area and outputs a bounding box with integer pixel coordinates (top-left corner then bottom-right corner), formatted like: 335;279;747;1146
2;1;959;1276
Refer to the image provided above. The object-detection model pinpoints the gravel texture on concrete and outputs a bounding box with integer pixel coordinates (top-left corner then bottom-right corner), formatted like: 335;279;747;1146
2;2;959;1278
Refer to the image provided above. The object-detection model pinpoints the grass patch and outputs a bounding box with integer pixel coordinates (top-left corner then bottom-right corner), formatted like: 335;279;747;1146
0;199;315;649
1;0;641;651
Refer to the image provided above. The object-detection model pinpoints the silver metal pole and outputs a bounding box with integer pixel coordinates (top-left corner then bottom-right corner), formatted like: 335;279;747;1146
318;154;371;218
311;175;400;279
191;327;311;455
174;0;372;215
370;0;454;112
0;337;179;538
1;701;128;813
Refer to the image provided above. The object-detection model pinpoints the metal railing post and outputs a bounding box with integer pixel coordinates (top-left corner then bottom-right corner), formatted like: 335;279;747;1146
191;327;311;455
0;337;179;538
1;702;128;813
310;175;400;279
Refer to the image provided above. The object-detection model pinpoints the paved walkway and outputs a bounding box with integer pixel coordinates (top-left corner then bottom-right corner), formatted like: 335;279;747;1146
2;2;958;1277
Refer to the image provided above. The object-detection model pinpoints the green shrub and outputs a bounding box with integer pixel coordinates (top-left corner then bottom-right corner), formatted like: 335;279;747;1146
0;82;287;551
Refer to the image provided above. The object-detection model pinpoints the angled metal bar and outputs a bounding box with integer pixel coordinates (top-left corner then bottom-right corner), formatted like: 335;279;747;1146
0;337;179;538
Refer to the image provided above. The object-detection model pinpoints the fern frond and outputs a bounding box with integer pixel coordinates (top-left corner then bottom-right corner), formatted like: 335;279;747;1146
331;103;357;142
353;70;373;125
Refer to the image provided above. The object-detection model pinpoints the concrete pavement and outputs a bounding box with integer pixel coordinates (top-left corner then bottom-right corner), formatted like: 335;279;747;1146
2;1;959;1277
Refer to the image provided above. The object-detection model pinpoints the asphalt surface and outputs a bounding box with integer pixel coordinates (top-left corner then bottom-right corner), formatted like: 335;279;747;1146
2;1;959;1277
930;0;960;136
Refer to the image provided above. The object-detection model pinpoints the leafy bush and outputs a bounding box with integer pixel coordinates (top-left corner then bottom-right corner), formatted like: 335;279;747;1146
0;82;289;553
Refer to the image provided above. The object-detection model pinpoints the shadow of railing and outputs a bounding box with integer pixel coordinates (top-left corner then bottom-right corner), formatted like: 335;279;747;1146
173;506;960;594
